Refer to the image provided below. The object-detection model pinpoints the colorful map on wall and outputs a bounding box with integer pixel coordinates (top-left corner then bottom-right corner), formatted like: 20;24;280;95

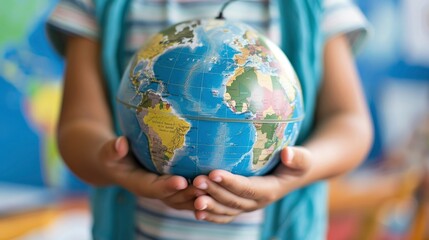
0;0;83;190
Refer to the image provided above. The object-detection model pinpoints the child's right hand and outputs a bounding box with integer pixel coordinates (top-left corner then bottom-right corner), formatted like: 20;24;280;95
97;136;204;210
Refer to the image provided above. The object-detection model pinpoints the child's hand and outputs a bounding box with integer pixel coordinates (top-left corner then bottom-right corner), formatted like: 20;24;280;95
98;136;205;210
192;147;312;223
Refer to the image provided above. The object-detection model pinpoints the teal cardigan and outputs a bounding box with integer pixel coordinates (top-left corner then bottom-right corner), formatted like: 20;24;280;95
90;0;327;239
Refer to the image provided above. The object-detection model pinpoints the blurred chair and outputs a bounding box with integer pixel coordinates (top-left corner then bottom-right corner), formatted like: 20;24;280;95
328;114;429;240
409;171;429;240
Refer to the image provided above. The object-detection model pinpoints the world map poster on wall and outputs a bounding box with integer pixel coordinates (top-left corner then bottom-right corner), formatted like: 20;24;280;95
0;0;84;190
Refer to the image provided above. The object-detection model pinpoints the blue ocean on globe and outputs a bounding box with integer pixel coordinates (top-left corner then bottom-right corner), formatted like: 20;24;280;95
117;19;304;179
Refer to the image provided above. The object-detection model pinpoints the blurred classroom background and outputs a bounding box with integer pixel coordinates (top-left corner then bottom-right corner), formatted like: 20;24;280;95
0;0;428;239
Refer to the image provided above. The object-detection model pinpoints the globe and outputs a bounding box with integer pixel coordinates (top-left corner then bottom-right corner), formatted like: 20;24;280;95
116;19;304;179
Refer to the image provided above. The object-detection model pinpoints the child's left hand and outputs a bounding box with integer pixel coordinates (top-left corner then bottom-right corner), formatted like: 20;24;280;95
192;147;313;223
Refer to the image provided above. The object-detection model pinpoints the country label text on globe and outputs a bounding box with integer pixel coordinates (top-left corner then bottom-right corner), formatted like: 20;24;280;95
117;19;304;178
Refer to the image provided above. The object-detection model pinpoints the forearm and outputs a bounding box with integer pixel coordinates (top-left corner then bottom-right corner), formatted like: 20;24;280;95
291;34;373;187
57;36;117;186
302;111;373;184
58;119;115;186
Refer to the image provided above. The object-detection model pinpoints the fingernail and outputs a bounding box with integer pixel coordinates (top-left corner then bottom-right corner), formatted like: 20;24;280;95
211;176;222;183
287;147;294;163
196;181;208;190
115;137;122;151
175;181;187;190
197;213;206;220
199;204;207;210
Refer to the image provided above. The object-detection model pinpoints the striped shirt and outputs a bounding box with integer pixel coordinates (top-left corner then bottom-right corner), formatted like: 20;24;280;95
136;197;263;240
48;1;368;239
48;0;369;65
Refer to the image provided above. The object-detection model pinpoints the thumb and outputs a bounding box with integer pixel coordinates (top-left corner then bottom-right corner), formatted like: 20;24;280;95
98;136;129;164
280;147;310;171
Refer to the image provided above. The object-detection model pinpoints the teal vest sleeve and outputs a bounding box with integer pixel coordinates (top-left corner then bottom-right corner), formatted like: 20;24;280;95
261;1;327;239
278;0;323;144
262;182;328;240
90;187;136;240
94;0;131;134
92;2;137;240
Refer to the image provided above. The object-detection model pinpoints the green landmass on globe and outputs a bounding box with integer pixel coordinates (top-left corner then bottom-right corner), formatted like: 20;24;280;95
117;19;304;178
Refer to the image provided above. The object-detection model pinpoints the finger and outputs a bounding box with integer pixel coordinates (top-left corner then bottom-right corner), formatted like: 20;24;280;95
208;170;280;204
140;175;189;199
195;210;236;224
193;175;258;211
164;187;206;210
280;147;311;171
98;136;129;165
164;200;195;211
165;186;205;205
98;138;190;199
194;195;242;216
116;170;189;199
99;137;189;199
163;188;200;210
